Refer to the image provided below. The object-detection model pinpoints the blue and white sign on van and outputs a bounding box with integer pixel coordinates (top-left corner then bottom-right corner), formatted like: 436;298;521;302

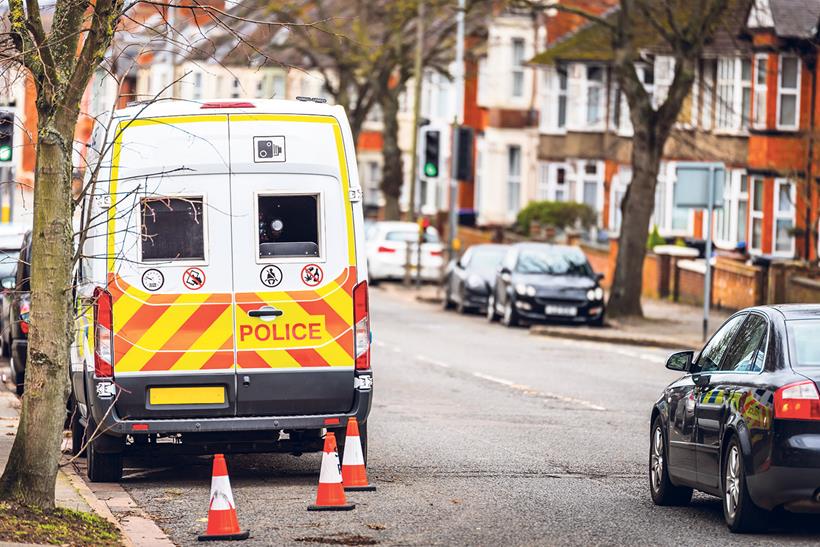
253;136;286;163
674;162;725;209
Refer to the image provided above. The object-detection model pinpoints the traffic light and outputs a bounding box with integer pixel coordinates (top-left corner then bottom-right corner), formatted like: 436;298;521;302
0;111;13;163
422;129;440;178
453;126;474;182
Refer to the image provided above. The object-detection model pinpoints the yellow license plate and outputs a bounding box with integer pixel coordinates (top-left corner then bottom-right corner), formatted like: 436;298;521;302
149;386;225;405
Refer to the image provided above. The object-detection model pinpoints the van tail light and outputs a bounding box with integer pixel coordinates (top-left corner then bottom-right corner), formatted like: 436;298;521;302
774;381;820;421
353;280;370;370
377;246;395;254
19;300;30;334
93;288;114;378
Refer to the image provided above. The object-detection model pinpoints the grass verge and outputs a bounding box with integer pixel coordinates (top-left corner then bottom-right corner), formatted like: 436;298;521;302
0;501;121;546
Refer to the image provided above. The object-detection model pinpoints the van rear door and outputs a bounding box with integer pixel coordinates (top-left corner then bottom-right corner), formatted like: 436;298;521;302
228;114;357;416
107;115;237;419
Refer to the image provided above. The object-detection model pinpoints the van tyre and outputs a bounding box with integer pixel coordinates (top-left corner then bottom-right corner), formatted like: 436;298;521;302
649;417;692;506
85;417;123;482
70;404;86;457
723;437;769;533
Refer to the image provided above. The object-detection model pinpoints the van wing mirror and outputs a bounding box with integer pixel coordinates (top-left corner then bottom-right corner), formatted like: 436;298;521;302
665;350;694;372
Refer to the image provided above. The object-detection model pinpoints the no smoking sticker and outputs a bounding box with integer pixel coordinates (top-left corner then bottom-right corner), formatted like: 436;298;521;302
182;267;206;290
301;264;323;287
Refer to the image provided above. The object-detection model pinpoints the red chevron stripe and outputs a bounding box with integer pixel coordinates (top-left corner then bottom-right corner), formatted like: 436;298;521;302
285;347;330;367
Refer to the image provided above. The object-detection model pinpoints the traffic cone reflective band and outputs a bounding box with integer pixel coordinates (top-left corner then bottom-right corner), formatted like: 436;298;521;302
308;432;355;511
342;418;376;492
198;454;250;541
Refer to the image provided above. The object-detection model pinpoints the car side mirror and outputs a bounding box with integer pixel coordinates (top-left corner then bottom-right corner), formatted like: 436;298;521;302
594;272;605;282
456;259;464;269
1;276;15;290
665;350;694;372
499;267;511;282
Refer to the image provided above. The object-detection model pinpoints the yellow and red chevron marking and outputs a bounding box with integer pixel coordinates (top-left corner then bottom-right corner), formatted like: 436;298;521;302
235;267;356;369
108;274;234;373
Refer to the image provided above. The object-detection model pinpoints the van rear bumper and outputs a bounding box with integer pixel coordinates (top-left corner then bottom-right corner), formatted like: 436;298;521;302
89;379;372;437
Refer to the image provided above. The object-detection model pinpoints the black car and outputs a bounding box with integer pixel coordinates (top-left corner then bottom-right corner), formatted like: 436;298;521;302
442;244;509;314
486;243;605;327
650;305;820;532
0;248;20;357
8;231;31;395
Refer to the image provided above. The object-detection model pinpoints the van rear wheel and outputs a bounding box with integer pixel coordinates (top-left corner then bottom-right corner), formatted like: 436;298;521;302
85;418;123;482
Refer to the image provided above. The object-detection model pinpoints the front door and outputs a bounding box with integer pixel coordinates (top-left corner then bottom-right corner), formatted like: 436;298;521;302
229;173;356;416
666;377;698;484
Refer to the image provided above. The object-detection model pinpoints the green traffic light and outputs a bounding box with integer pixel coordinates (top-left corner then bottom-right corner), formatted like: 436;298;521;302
424;162;438;178
0;146;10;162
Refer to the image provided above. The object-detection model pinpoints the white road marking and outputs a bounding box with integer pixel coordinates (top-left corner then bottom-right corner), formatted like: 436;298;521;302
415;355;450;369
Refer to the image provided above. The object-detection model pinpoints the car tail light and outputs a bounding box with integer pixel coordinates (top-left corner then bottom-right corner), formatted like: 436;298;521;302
93;287;114;378
774;380;820;421
19;300;29;334
429;249;443;257
377;246;395;254
200;101;255;109
353;280;370;370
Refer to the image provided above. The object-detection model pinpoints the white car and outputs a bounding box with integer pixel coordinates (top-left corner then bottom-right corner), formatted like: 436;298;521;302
366;221;444;284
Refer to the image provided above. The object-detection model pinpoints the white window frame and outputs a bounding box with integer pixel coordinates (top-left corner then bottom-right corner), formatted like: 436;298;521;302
713;170;748;249
584;65;606;130
749;175;765;254
715;57;752;133
776;54;801;131
752;54;768;129
539;66;568;134
537;162;550;201
772;178;796;257
511;38;526;99
254;192;325;264
139;194;210;266
507;145;522;216
575;160;604;225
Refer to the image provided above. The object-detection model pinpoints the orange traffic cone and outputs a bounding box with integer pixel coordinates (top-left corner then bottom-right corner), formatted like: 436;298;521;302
308;432;355;511
198;454;250;541
342;418;375;492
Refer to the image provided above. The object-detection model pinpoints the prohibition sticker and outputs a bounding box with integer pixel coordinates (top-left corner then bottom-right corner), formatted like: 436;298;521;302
182;267;206;290
301;264;323;287
260;265;283;288
141;269;164;291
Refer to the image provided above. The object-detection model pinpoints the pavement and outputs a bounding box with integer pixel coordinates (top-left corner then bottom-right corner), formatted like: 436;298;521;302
381;282;731;351
45;287;816;546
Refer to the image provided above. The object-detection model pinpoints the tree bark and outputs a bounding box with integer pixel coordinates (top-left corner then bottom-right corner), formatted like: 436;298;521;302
607;130;663;318
380;87;403;220
0;112;76;509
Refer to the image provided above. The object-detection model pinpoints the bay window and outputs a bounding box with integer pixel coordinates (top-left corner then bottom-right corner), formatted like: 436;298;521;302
716;57;751;131
585;66;605;127
777;55;800;130
753;54;767;128
750;176;764;253
773;178;795;256
512;39;526;99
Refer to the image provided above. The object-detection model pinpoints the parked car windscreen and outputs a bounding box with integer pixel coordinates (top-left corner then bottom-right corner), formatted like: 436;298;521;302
0;249;19;279
788;320;820;368
469;248;508;271
385;227;440;244
515;247;593;277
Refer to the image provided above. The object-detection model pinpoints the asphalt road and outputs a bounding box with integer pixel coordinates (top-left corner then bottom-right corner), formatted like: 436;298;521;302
9;288;820;545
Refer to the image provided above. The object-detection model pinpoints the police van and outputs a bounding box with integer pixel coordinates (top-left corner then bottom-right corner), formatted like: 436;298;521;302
70;99;373;481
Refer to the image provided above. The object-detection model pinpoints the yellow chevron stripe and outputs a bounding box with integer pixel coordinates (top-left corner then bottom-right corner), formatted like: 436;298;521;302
253;349;302;369
315;337;353;367
170;307;235;371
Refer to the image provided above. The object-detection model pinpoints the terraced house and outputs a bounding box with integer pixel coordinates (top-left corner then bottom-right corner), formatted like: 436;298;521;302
479;0;820;261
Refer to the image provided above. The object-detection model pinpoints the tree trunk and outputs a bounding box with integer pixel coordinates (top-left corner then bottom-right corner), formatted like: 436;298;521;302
606;129;663;319
380;88;403;220
0;113;76;509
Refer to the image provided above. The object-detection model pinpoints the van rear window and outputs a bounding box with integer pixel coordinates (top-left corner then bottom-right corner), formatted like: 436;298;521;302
141;197;205;261
258;195;319;258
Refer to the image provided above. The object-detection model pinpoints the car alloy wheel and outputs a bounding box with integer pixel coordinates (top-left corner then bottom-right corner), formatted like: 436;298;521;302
725;445;741;521
650;426;664;494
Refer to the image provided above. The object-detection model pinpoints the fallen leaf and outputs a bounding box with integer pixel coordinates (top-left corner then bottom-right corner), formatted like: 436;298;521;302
450;499;462;505
366;523;386;530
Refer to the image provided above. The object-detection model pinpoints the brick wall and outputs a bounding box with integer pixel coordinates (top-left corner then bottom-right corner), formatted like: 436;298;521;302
580;243;610;287
676;261;708;307
712;257;765;310
785;276;820;303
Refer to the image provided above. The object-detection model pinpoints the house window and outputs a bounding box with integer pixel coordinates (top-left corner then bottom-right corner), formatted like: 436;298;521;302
540;67;568;133
716;57;751;131
512;39;526;99
737;174;749;246
537;163;550;201
582;162;599;211
141;197;205;262
273;74;286;98
777;55;800;130
554;167;567;201
192;72;203;101
714;171;749;248
585;66;605;126
557;68;567;128
609;167;631;233
507;145;522;214
753;54;767;128
231;78;241;99
750;176;764;253
773;178;795;255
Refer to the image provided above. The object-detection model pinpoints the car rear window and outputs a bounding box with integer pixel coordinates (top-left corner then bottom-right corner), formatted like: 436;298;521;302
788;320;820;368
385;228;440;243
258;194;319;258
141;197;205;261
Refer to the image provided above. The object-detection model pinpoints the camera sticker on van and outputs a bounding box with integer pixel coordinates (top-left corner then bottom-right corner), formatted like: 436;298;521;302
253;136;286;163
260;265;283;288
301;264;323;287
182;267;206;290
141;269;164;291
